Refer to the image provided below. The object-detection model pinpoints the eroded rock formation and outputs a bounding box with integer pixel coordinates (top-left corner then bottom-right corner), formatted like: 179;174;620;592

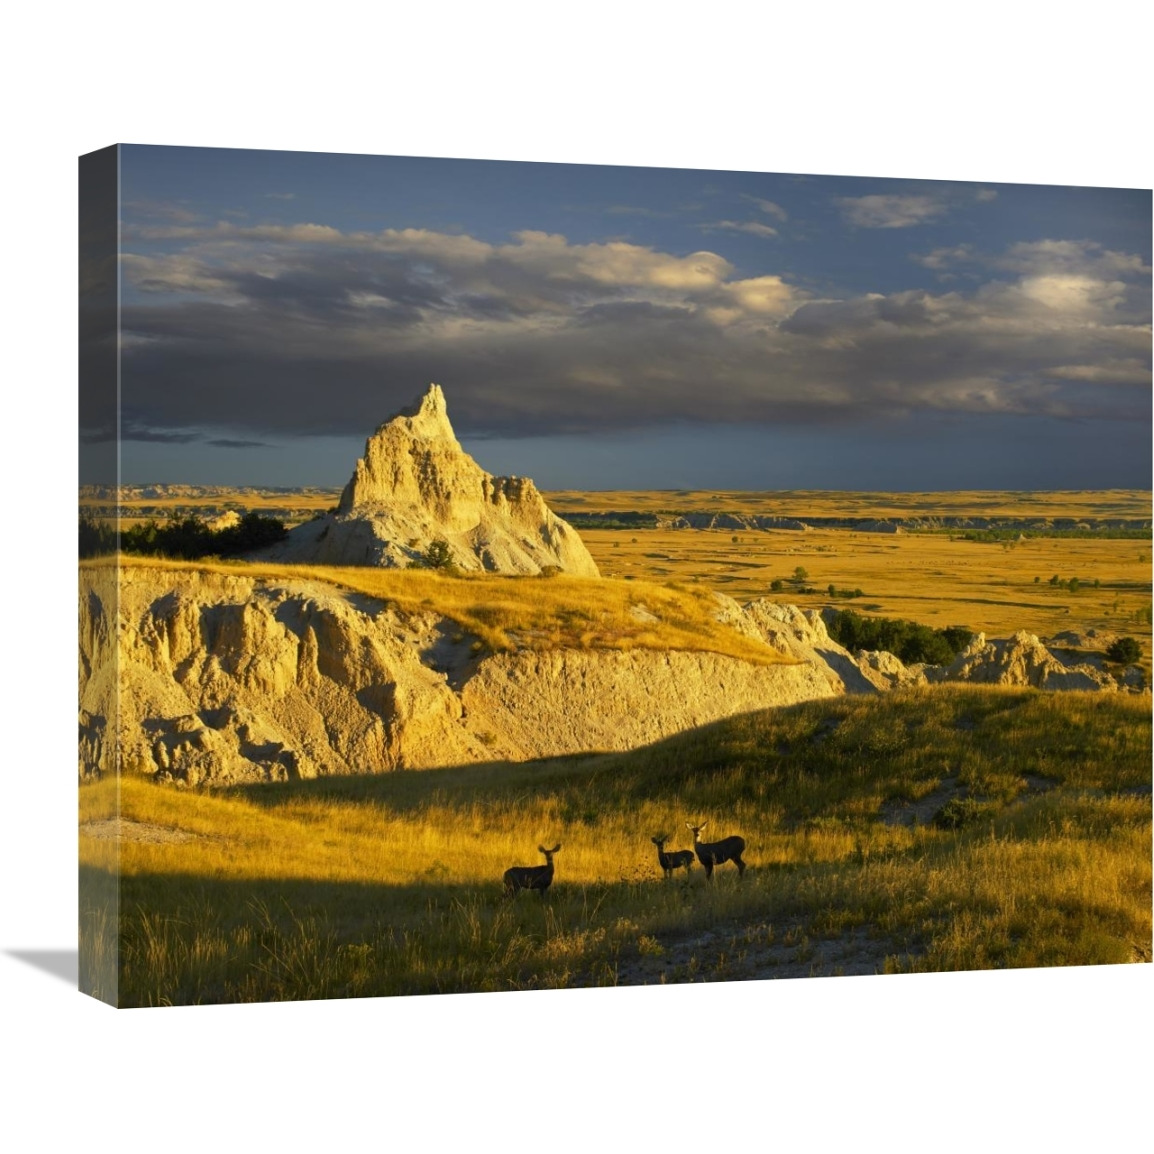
78;567;1142;786
78;566;836;784
257;384;600;576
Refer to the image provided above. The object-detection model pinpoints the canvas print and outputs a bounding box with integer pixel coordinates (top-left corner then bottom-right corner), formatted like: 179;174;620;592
79;145;1152;1007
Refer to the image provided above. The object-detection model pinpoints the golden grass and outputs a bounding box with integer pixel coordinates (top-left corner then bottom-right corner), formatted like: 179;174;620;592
98;553;793;666
92;486;1151;647
97;486;1152;531
97;485;1152;521
580;526;1152;643
79;688;1152;1003
546;488;1153;521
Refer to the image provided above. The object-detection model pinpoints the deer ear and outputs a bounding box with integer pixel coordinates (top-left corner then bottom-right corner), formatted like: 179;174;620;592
700;821;709;831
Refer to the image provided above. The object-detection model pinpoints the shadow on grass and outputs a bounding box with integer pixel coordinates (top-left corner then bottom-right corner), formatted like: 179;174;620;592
218;686;1088;824
224;708;763;815
81;861;752;1006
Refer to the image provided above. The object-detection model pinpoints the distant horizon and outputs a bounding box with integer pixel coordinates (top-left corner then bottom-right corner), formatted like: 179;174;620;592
88;146;1152;491
93;479;1154;498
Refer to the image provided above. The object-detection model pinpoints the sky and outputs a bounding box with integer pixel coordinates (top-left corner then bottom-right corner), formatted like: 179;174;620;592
98;145;1152;490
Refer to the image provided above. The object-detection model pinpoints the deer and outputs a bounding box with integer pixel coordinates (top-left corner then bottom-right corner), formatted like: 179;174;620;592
503;844;561;898
651;834;695;879
686;821;746;879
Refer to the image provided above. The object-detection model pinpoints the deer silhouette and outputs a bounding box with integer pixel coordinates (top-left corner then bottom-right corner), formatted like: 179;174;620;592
686;822;746;879
651;835;695;879
503;844;561;898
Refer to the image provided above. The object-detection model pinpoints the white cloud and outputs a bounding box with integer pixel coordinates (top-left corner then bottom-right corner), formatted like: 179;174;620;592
837;194;949;228
740;195;789;221
1015;273;1127;314
1050;359;1150;384
699;219;779;238
997;239;1151;279
120;253;234;294
723;275;797;315
912;244;975;269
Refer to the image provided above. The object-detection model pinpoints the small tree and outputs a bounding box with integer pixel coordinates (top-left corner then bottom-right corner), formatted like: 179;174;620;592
1106;637;1142;665
770;578;784;592
422;539;455;571
793;566;808;583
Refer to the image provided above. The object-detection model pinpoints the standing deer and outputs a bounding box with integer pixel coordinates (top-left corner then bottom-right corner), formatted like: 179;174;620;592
503;844;562;898
651;835;695;879
686;822;746;879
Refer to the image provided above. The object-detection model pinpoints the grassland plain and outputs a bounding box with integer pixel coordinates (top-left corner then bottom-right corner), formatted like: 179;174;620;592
99;488;1153;653
79;687;1151;1006
97;486;1153;523
579;526;1152;638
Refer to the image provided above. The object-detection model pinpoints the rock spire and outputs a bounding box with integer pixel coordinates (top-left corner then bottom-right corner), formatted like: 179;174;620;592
259;384;601;576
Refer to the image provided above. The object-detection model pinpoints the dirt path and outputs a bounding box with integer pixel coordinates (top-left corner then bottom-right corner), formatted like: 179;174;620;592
80;819;202;844
610;917;913;985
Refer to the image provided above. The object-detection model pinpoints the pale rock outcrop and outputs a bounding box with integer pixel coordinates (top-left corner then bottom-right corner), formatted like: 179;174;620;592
205;509;241;533
927;631;1118;691
856;650;929;690
729;600;1130;694
78;566;835;784
257;384;599;576
719;596;883;694
460;647;837;762
78;568;1137;786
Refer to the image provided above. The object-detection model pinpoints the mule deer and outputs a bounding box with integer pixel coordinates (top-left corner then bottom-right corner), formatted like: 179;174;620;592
503;844;561;898
686;822;746;879
651;835;695;879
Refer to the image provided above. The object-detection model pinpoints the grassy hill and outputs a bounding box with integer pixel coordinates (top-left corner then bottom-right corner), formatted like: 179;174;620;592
102;554;794;666
80;686;1151;1005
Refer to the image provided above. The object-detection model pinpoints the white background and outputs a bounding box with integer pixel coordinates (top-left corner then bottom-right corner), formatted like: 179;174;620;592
1;3;1150;1148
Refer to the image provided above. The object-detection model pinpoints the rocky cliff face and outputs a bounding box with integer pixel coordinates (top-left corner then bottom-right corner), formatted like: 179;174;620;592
257;385;599;576
78;566;837;784
78;567;1141;786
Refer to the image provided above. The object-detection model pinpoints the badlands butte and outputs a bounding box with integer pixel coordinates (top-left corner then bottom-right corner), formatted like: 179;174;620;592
79;385;1151;786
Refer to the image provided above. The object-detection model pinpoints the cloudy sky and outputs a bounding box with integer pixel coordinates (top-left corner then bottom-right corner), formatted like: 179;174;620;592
106;145;1151;490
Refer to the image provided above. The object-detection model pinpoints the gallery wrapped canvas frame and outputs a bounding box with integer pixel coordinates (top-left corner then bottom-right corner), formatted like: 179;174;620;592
80;144;1151;1008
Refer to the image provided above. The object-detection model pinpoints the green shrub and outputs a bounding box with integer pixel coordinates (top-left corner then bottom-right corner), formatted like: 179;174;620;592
827;609;974;665
121;512;287;560
1106;637;1142;665
933;796;996;830
421;539;456;571
79;514;118;558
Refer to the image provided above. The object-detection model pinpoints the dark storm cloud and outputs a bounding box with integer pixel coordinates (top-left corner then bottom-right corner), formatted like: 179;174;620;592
206;438;273;449
118;224;1152;442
